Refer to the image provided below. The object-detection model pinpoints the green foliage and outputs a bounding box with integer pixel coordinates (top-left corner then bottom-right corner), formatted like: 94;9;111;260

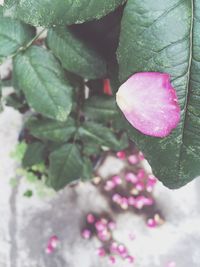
4;0;125;26
117;0;200;188
13;46;73;121
2;0;200;190
49;144;83;190
0;16;35;59
27;117;77;142
47;26;107;79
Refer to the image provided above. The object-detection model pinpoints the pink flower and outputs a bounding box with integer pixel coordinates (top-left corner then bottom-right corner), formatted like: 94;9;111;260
82;229;91;239
116;151;126;159
87;213;95;224
116;72;180;137
97;247;106;257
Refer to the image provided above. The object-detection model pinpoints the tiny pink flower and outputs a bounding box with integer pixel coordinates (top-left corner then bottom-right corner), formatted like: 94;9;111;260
147;218;157;228
109;256;116;265
45;244;54;254
112;175;122;185
110;242;118;253
87;213;95;224
97;247;106;257
137;169;145;180
116;72;180;137
125;255;135;263
138;151;145;161
116;151;126;159
125;172;138;184
117;244;127;255
95;221;106;232
49;235;59;248
112;194;121;204
128;154;138;164
108;221;116;230
135;181;145;191
82;229;91;239
128;196;136;206
104;180;116;191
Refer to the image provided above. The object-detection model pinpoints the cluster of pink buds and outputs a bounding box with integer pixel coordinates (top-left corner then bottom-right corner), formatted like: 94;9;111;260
81;213;135;264
82;213;115;242
104;175;122;191
45;235;59;254
112;193;154;210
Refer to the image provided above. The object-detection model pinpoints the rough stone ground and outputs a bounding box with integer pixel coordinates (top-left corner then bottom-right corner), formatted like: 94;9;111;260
1;61;200;267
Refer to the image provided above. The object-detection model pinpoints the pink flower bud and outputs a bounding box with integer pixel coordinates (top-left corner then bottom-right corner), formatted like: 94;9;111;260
147;218;157;228
104;180;116;191
116;72;180;137
82;229;91;239
97;247;106;257
116;151;126;159
128;196;136;206
138;151;145;161
125;172;138;184
137;169;145;180
49;235;59;248
125;255;135;263
45;244;54;254
109;256;116;264
112;194;121;204
95;221;106;232
110;242;118;253
87;213;95;224
128;154;138;164
108;221;116;230
112;175;122;185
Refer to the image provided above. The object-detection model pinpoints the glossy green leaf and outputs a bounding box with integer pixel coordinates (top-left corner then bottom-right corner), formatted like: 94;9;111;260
27;117;76;142
22;142;45;168
4;0;125;27
117;0;200;188
47;27;106;79
49;144;83;190
13;46;73;121
84;95;118;122
78;121;119;149
0;16;35;58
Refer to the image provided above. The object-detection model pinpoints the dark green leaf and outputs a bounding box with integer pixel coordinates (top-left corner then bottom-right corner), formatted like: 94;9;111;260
117;0;200;188
82;158;93;181
22;142;45;168
13;46;73;121
47;27;106;79
23;190;33;197
78;121;119;149
27;117;76;142
84;95;118;122
4;0;125;27
0;16;35;58
82;141;101;156
49;144;83;190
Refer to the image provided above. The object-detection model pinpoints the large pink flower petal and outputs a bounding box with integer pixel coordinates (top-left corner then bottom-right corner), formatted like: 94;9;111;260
116;72;181;137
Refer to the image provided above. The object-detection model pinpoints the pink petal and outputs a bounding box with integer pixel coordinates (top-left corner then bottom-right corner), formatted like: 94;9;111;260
116;72;180;137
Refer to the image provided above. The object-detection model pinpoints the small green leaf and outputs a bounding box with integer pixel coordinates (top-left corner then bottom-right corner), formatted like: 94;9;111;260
13;46;73;121
23;189;33;198
0;16;35;58
78;121;119;149
84;95;118;122
4;0;125;27
47;27;107;79
27;117;76;142
49;144;83;190
22;142;46;168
